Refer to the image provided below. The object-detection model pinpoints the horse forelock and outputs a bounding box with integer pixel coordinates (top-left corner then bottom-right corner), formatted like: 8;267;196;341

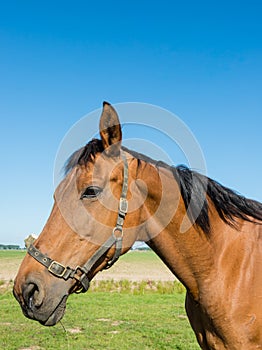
64;139;104;175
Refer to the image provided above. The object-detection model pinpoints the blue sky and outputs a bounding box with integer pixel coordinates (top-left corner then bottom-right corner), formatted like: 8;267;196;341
0;1;261;245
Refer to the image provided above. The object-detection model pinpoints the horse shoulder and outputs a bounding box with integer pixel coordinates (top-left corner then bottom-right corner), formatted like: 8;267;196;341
186;221;262;349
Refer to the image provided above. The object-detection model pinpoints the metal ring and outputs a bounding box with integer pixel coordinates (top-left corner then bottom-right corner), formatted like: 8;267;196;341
112;226;123;239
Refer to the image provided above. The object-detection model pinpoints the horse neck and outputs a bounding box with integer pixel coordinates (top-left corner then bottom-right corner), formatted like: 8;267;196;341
135;160;215;300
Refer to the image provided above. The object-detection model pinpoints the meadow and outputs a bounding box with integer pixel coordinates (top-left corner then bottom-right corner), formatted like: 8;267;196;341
0;250;199;350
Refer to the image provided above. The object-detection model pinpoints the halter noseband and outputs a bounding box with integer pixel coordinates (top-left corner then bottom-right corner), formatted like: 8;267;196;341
27;151;129;293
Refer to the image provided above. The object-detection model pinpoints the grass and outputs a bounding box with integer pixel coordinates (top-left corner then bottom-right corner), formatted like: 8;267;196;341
0;250;199;349
89;279;186;294
119;250;159;262
0;250;26;259
0;283;199;350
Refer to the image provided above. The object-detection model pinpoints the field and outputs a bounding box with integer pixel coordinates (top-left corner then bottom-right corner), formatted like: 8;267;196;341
0;249;175;283
0;250;199;350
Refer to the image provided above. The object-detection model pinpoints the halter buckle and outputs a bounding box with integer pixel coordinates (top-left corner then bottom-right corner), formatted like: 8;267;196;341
48;261;67;277
119;197;128;215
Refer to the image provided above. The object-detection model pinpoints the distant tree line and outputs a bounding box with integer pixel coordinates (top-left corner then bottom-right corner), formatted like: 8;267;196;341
0;244;20;250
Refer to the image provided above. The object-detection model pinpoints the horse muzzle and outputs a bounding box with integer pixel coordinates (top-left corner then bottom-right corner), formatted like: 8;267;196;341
13;274;69;326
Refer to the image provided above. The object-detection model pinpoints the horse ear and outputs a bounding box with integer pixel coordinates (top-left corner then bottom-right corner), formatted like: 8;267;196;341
99;101;122;156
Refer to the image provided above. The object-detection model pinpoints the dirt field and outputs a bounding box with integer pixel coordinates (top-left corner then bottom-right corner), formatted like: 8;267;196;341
0;250;175;283
96;251;175;281
0;251;25;282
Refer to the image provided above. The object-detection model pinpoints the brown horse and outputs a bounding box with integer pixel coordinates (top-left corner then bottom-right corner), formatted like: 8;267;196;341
14;102;262;349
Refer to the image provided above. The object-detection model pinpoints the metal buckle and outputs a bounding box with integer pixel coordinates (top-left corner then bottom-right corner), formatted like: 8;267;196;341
48;261;67;277
119;197;128;214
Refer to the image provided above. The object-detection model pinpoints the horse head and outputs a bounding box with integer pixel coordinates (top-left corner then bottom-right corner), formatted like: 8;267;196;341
13;102;149;325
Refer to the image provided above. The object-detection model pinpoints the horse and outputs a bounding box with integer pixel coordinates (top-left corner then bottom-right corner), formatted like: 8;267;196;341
13;102;262;349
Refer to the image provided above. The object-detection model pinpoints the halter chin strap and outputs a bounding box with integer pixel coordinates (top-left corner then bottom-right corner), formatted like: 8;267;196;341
27;151;129;293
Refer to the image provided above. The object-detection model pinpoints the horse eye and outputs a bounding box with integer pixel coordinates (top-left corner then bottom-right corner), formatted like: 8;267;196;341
81;186;102;199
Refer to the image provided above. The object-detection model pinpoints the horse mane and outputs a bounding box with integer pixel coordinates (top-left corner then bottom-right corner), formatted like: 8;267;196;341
173;166;262;234
64;140;262;235
123;147;262;234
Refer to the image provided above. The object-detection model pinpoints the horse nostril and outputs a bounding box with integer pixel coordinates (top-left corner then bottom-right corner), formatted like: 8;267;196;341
23;281;44;310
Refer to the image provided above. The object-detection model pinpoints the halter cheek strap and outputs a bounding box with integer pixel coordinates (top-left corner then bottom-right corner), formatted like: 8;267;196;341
28;151;129;293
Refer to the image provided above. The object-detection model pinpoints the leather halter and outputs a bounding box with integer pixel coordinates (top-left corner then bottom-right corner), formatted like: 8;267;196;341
27;151;129;293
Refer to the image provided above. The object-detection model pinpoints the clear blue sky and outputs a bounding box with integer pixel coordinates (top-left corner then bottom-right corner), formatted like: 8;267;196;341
0;1;261;245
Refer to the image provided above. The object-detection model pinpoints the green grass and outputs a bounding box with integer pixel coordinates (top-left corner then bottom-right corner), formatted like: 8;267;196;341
89;279;186;294
0;249;26;259
0;250;199;349
0;282;199;350
0;249;155;261
120;250;159;262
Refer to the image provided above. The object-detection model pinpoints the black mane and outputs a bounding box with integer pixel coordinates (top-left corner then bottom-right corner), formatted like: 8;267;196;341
123;147;262;234
174;166;262;233
65;140;262;234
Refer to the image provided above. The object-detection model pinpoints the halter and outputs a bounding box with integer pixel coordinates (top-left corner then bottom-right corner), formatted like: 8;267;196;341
28;151;129;293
